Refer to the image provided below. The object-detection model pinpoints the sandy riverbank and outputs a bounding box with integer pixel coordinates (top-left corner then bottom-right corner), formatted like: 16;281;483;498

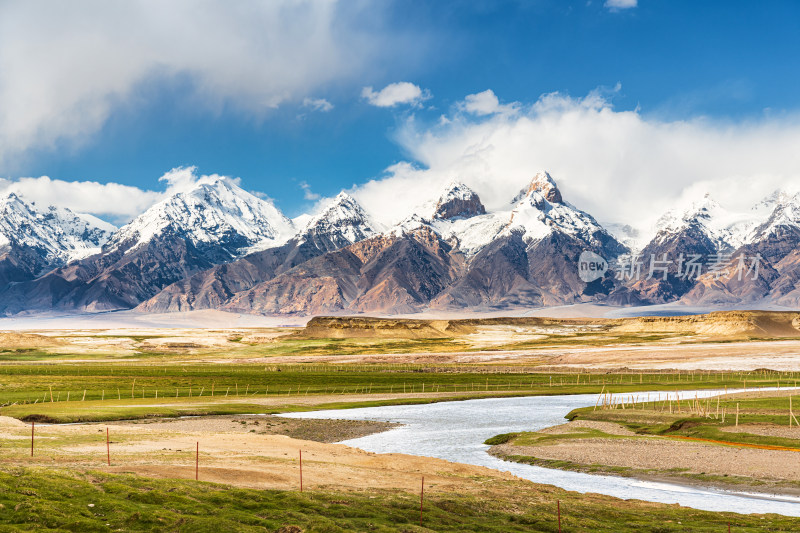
489;420;800;496
0;415;515;496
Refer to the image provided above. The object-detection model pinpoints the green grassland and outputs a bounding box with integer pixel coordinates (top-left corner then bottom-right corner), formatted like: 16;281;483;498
0;467;796;532
566;391;800;448
2;364;798;423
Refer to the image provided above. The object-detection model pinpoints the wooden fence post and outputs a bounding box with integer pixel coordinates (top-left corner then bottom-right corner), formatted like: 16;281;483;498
558;499;561;532
420;476;424;526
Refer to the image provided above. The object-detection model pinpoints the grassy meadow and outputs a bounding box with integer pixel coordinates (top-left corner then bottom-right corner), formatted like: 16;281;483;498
1;363;799;422
0;468;797;532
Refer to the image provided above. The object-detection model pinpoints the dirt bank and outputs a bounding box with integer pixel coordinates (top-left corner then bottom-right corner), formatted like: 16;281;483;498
490;421;800;495
117;414;399;443
0;416;515;496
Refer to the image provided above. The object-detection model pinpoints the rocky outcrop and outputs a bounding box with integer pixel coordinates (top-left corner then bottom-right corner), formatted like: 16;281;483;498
511;171;563;204
433;182;486;220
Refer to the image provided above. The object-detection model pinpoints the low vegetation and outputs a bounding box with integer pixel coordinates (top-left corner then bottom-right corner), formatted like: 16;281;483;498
0;467;797;532
2;364;798;423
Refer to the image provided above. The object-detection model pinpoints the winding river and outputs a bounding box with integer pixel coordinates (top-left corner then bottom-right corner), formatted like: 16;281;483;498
282;389;800;516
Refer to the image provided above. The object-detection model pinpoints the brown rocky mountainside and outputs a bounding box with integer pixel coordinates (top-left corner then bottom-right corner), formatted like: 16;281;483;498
137;192;378;313
680;219;800;306
223;227;464;315
0;232;220;314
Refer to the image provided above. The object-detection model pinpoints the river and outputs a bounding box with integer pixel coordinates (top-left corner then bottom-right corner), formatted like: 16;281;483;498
282;389;800;516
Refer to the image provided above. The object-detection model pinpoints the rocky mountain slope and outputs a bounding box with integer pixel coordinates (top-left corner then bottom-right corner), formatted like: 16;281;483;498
216;174;627;315
0;192;115;288
680;191;800;306
4;170;800;316
136;192;379;312
615;195;761;304
0;178;295;313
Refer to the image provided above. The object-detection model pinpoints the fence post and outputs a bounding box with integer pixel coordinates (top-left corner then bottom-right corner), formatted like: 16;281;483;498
558;500;561;532
195;442;199;481
420;476;424;526
299;450;303;492
30;422;34;457
106;427;110;466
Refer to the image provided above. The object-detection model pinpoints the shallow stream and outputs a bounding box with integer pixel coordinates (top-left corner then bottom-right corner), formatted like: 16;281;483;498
283;389;800;516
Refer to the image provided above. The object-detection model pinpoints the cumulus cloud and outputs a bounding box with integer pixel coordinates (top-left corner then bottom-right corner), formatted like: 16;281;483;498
0;1;395;165
0;166;242;224
302;97;334;112
362;82;431;107
605;0;638;10
460;90;518;116
349;88;800;239
0;176;161;223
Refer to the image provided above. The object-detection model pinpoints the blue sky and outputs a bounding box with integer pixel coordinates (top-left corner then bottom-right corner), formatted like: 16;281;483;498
2;1;800;225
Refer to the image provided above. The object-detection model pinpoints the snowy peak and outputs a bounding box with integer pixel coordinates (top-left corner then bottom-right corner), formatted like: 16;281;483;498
0;191;115;263
107;177;294;256
512;171;563;205
433;182;486;220
750;190;800;242
651;193;764;251
299;192;378;247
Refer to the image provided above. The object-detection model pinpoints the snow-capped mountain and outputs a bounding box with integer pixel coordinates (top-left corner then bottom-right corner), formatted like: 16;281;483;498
107;177;294;259
393;174;623;261
8;168;800;316
0;192;115;266
391;182;503;257
650;194;760;252
501;171;619;250
136;193;380;313
297;192;380;252
748;190;800;243
432;181;487;220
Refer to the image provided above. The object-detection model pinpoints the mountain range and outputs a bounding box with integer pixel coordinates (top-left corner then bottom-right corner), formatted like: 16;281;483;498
2;171;800;316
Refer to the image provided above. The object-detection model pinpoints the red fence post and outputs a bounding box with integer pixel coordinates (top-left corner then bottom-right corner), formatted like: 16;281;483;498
558;500;561;533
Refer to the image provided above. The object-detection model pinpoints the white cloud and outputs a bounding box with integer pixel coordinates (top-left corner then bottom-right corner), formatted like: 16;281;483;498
362;82;431;107
0;1;395;165
0;166;238;224
460;90;518;116
0;176;161;223
349;88;800;238
302;97;334;112
605;0;638;10
299;181;321;201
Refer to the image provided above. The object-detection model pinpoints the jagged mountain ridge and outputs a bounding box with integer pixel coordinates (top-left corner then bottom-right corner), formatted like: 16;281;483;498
209;174;627;315
4;171;800;315
0;178;300;314
619;189;800;306
136;192;380;312
106;177;295;260
0;193;115;287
